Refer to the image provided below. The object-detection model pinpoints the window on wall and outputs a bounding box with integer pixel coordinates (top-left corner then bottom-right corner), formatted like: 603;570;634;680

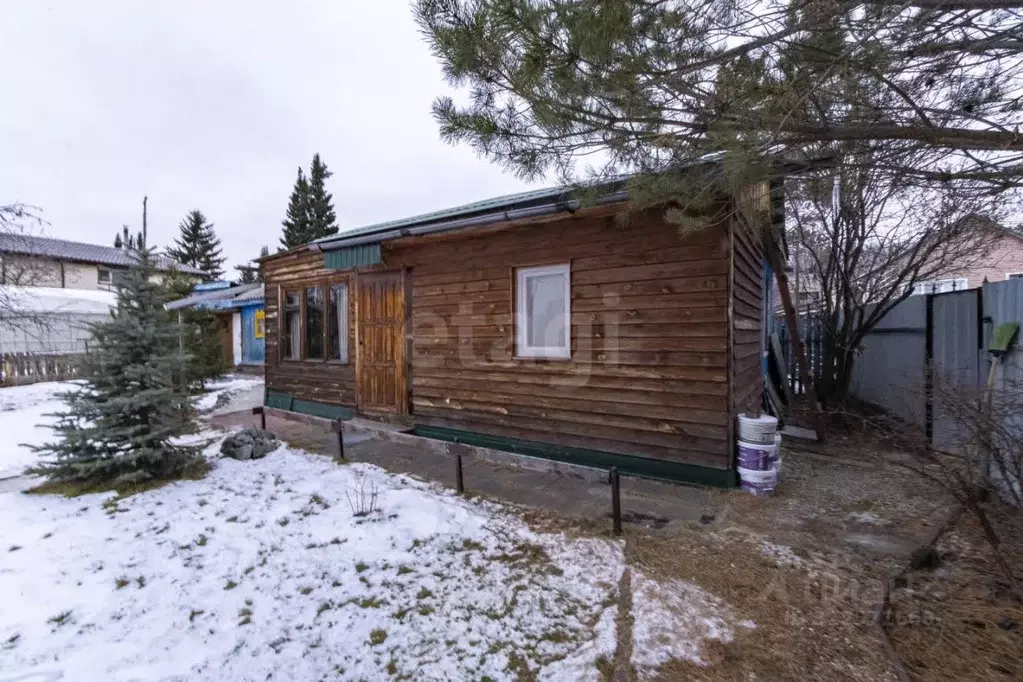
283;291;301;360
1008;273;1023;280
97;268;112;285
305;286;325;359
280;279;350;363
254;310;266;339
328;282;349;362
515;264;571;359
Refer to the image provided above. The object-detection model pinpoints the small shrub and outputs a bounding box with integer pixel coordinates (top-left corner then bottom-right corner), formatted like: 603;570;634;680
396;565;413;576
135;576;146;588
224;580;238;590
368;628;387;646
416;587;433;600
195;534;208;547
48;611;72;627
299;586;313;595
346;480;380;517
188;609;204;622
355;561;369;573
114;576;130;589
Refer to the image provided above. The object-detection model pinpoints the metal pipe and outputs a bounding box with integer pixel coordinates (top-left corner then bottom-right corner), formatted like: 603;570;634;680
310;190;630;252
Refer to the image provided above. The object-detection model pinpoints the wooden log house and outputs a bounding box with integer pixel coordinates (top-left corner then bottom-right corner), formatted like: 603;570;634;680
261;181;778;486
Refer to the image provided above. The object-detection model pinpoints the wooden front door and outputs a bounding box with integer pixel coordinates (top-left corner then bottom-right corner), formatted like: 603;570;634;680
356;270;407;414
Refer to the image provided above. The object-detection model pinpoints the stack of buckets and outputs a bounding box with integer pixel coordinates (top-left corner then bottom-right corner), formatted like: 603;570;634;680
737;414;782;496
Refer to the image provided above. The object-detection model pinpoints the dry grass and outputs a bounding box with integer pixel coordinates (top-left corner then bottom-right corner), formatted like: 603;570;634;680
887;509;1023;681
26;459;211;499
627;526;897;681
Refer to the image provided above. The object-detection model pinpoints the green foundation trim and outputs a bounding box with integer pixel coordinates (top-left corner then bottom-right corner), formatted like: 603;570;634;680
264;391;355;421
412;425;737;488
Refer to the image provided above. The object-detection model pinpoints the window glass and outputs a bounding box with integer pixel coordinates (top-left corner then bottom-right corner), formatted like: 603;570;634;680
98;268;112;284
283;291;301;360
516;264;570;358
328;283;349;362
305;286;324;359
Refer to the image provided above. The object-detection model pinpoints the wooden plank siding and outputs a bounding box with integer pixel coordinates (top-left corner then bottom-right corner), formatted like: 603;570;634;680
263;248;357;408
384;207;735;470
730;209;766;418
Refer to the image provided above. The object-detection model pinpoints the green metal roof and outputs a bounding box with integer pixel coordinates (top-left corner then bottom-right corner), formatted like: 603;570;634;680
311;185;570;247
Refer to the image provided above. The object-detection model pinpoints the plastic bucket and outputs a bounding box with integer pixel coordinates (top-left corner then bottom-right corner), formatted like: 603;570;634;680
737;440;775;471
773;433;783;479
739;465;778;497
737;414;778;444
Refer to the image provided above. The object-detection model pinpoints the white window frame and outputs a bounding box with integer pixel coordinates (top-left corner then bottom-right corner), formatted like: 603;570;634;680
97;267;112;285
515;263;571;360
1007;273;1023;280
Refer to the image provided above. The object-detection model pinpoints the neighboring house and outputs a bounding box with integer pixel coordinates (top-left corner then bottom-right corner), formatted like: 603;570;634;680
913;219;1023;295
166;282;265;370
0;233;202;291
262;178;781;487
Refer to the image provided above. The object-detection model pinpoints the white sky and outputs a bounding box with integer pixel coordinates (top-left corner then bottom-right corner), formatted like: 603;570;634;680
0;1;535;274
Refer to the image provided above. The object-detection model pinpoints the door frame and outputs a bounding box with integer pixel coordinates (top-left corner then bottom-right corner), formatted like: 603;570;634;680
354;268;410;417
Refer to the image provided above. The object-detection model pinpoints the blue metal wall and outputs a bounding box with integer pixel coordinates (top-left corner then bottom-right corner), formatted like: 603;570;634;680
240;303;265;364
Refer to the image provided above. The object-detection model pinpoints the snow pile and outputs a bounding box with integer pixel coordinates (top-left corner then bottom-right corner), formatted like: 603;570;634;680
0;442;624;681
631;571;754;675
0;381;73;479
0;286;116;315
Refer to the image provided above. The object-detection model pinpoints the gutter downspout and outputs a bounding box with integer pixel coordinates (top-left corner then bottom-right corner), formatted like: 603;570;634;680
308;190;629;252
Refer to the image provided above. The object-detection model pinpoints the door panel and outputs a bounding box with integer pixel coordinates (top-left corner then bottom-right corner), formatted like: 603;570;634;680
357;270;407;414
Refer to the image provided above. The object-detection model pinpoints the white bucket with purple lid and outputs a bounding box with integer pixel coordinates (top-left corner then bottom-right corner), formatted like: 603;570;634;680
737;439;775;471
737;414;778;445
739;465;777;496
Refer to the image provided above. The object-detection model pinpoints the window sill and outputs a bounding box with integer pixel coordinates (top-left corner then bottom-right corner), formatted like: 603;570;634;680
514;354;573;362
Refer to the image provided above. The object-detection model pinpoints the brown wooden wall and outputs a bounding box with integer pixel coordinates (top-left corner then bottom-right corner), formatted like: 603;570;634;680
384;208;735;470
730;209;766;417
263;248;357;407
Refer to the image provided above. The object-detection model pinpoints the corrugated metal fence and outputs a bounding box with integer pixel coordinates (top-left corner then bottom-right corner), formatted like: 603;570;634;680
851;278;1023;449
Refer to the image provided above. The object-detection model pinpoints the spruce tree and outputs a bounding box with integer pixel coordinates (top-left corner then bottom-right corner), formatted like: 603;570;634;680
235;245;269;285
280;167;311;250
30;246;201;488
306;154;338;241
167;210;225;281
164;272;230;389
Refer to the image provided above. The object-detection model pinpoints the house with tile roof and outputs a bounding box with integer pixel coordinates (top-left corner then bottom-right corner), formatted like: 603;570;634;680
0;233;203;291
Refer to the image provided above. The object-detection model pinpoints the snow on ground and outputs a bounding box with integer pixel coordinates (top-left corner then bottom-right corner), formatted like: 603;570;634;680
631;571;754;676
0;381;74;479
195;375;264;413
0;441;625;681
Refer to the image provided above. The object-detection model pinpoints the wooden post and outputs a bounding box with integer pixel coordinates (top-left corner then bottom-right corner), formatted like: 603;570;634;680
252;406;265;430
177;310;186;395
331;419;345;460
455;453;464;493
610;467;622;536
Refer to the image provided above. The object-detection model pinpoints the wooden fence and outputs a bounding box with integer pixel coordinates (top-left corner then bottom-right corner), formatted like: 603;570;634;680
0;352;81;387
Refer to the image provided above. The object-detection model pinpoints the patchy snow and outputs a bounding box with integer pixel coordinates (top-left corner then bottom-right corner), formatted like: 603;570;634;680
757;540;804;568
630;570;754;676
195;375;264;413
0;441;625;681
0;381;73;479
847;511;890;526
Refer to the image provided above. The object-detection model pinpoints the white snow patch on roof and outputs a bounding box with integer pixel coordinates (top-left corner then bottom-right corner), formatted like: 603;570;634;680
1;286;116;315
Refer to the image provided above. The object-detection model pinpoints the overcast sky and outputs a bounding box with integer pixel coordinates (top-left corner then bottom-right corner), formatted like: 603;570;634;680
0;1;535;274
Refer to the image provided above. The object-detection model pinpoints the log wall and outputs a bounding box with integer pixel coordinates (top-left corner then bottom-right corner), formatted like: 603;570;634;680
263;248;357;408
731;206;766;417
385;208;735;469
